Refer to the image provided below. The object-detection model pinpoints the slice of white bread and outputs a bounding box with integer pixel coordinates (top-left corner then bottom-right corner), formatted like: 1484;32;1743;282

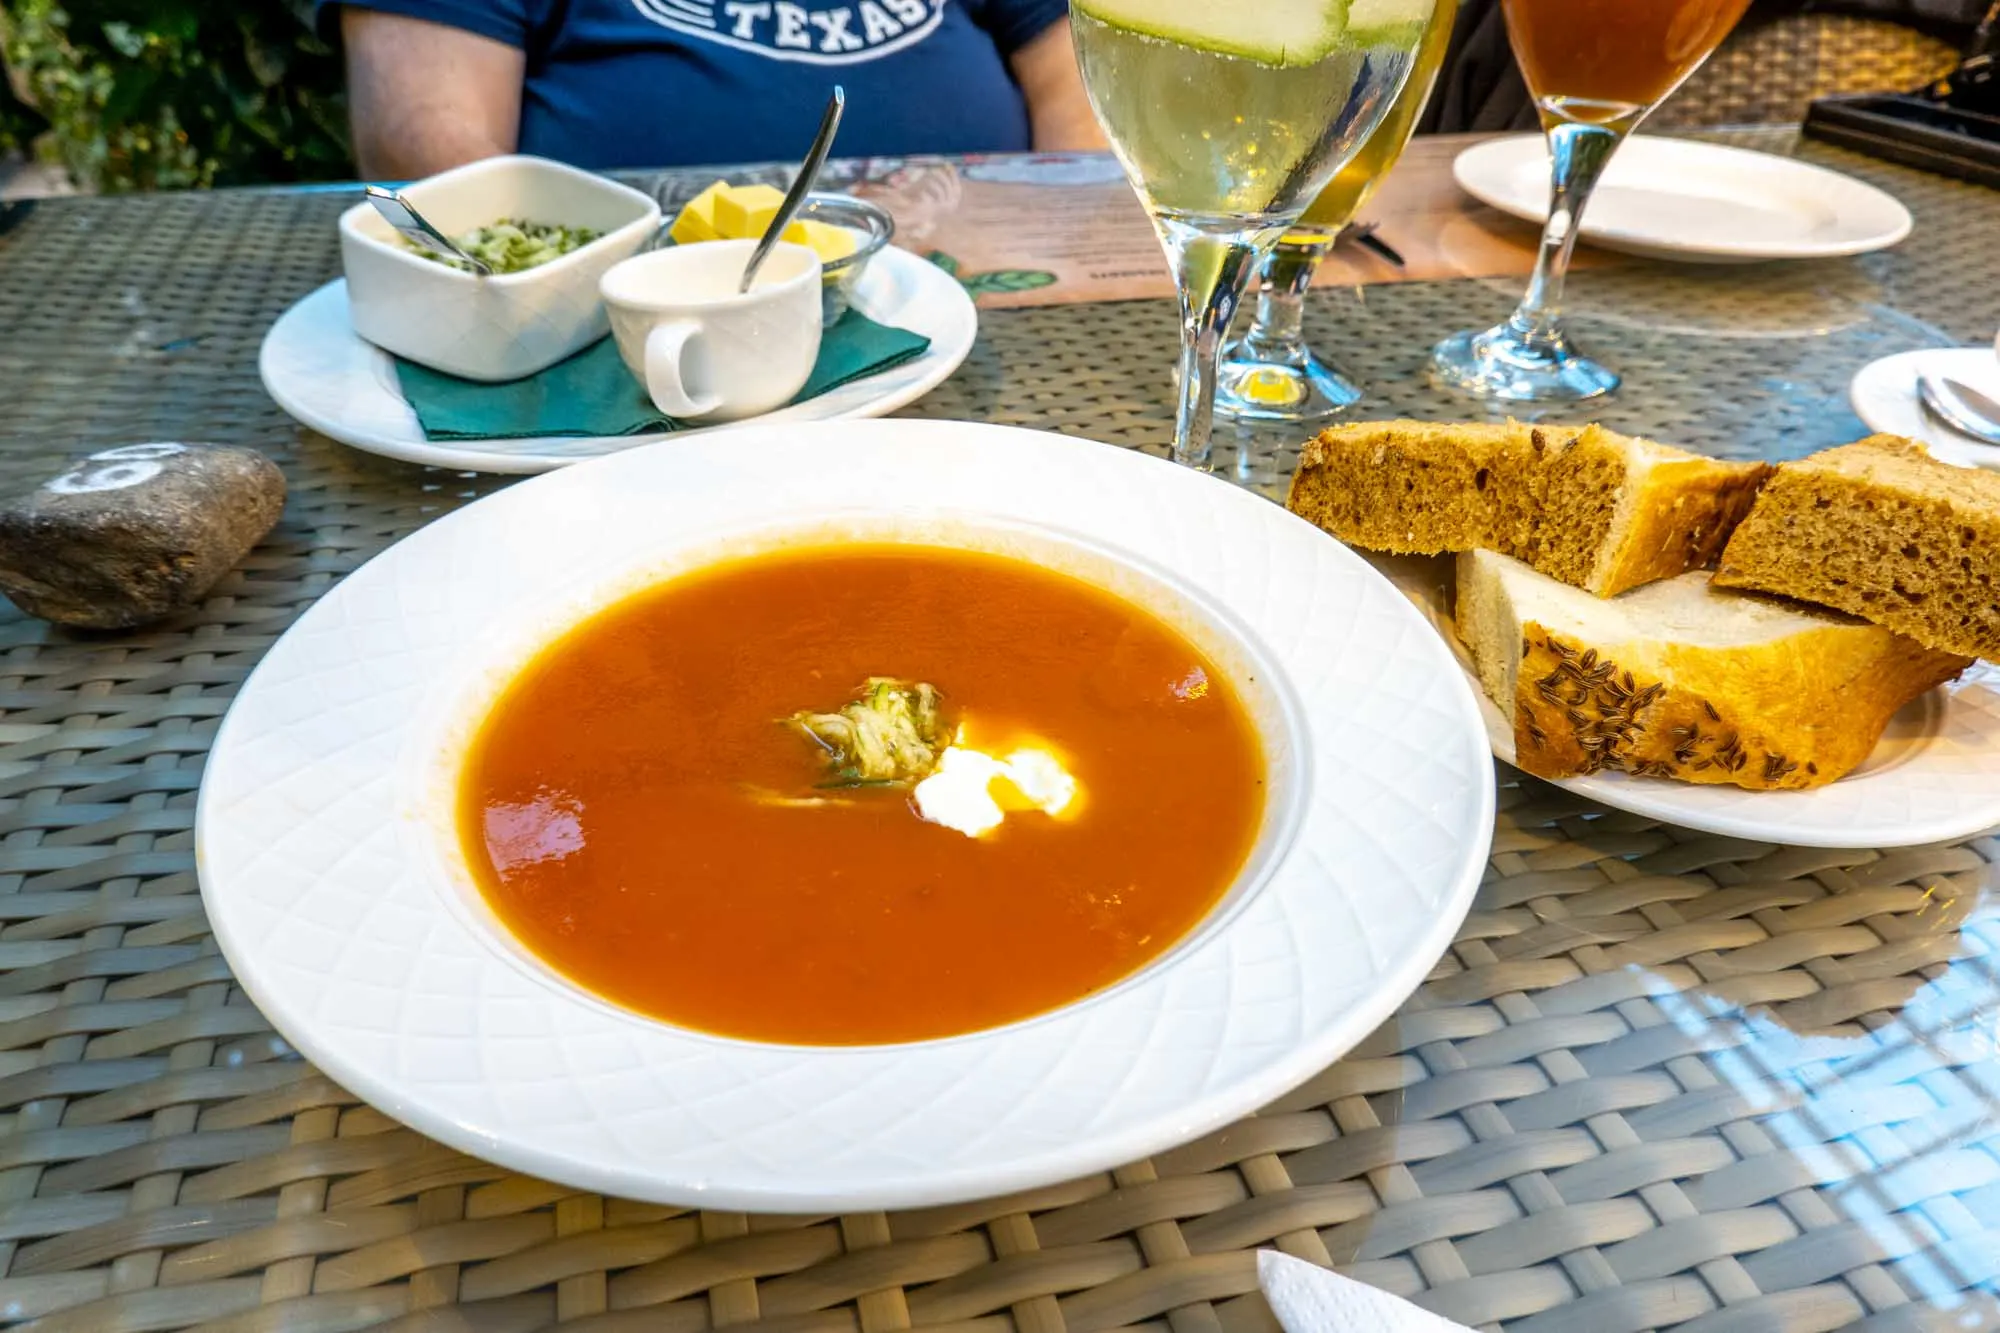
1456;549;1970;790
1286;420;1770;597
1712;435;2000;661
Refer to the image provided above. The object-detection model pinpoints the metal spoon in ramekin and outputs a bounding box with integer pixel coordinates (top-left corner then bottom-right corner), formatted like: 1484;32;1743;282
364;184;494;277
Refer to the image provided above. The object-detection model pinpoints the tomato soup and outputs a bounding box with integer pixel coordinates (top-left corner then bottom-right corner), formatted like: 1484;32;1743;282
458;544;1266;1045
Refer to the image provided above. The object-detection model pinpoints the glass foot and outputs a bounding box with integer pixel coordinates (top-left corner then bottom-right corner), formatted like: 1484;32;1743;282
1430;322;1620;403
1216;342;1362;423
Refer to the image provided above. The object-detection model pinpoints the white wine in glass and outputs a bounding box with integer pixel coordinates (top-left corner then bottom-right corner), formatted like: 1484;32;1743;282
1218;0;1459;422
1073;0;1437;468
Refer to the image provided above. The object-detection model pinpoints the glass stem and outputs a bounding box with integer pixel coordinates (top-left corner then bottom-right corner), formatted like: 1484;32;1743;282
1246;243;1321;358
1507;121;1624;350
1163;220;1279;471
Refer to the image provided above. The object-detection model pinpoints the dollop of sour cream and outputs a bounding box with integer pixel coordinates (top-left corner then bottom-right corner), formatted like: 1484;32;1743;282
913;743;1079;838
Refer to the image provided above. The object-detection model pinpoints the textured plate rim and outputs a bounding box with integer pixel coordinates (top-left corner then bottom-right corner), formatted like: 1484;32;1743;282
1453;134;1914;262
195;421;1497;1211
256;247;979;474
1367;553;2000;849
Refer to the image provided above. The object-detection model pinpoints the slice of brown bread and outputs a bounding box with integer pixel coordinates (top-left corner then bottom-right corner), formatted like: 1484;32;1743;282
1286;420;1770;597
1712;435;2000;661
1457;549;1971;790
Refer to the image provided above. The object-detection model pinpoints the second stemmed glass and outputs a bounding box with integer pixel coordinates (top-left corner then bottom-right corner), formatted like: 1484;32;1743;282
1431;0;1754;402
1071;0;1440;469
1216;0;1460;423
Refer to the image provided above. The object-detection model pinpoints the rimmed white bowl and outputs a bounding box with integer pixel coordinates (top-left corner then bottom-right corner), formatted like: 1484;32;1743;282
196;421;1495;1211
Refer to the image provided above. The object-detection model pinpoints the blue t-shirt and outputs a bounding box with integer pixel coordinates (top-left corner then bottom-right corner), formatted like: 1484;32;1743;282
329;0;1069;170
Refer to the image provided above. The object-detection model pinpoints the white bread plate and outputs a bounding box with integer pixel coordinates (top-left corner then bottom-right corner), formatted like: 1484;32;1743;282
1366;553;2000;849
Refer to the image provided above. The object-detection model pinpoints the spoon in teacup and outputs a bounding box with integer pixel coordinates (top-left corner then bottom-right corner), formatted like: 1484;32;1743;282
364;184;494;277
739;86;846;294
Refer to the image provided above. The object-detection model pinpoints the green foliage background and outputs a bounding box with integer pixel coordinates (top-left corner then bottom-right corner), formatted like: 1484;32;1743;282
0;0;352;192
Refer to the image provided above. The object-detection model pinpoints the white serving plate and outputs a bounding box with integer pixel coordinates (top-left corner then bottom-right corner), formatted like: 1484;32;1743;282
196;420;1496;1212
1454;134;1913;264
259;245;977;474
1850;346;2000;472
1368;554;2000;849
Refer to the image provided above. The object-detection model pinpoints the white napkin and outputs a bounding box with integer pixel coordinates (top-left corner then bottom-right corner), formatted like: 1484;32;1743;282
1257;1250;1475;1333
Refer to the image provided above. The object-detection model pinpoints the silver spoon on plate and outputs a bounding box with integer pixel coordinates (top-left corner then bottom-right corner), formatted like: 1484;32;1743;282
739;86;846;294
1918;371;2000;448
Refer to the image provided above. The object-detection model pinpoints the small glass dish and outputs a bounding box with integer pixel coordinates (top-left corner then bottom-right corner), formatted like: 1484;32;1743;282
798;193;894;324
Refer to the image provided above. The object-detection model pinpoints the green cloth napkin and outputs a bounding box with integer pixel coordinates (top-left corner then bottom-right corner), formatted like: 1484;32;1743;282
393;311;932;442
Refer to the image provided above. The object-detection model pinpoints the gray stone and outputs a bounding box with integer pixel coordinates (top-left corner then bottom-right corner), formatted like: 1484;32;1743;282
0;443;286;630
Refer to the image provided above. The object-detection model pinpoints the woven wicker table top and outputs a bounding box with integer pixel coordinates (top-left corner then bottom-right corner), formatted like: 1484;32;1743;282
0;128;1997;1333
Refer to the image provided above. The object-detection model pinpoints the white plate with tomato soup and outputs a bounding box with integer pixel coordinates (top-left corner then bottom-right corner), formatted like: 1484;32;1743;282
196;420;1495;1210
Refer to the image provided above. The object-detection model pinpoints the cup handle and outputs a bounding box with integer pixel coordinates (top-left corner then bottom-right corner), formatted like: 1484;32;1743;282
642;321;723;418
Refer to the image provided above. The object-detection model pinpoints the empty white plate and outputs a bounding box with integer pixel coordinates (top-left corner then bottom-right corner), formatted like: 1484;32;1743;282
1454;135;1913;264
1851;346;2000;472
1367;553;2000;850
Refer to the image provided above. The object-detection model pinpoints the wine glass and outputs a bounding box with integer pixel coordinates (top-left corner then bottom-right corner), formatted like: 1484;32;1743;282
1430;0;1754;402
1217;0;1460;423
1072;0;1440;468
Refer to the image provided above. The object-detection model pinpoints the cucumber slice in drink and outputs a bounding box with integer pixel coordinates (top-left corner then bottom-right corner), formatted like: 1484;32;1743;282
1347;0;1434;43
1071;0;1351;66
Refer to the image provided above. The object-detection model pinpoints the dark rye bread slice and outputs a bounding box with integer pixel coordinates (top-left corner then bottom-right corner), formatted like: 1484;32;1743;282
1286;420;1770;598
1713;435;2000;661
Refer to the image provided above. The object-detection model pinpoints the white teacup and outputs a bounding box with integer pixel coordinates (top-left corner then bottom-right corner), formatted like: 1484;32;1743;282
600;239;824;422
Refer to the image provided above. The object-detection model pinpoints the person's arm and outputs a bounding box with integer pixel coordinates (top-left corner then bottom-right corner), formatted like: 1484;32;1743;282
341;8;526;180
1008;18;1109;151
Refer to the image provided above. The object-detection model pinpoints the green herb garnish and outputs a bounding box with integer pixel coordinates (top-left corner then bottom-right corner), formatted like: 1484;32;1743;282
412;218;601;274
787;678;947;787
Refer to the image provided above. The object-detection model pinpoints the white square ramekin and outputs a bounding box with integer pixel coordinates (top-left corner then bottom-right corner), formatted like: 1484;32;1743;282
340;155;661;382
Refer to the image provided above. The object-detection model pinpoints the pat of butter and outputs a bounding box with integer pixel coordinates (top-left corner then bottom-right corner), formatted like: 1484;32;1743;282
671;181;859;267
787;218;858;264
913;745;1079;839
670;179;731;245
714;183;786;239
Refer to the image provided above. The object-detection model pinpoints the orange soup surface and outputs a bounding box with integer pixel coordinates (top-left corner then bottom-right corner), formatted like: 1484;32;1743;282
458;544;1266;1045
